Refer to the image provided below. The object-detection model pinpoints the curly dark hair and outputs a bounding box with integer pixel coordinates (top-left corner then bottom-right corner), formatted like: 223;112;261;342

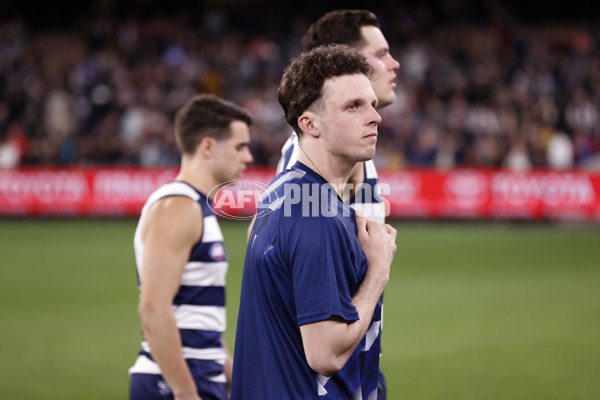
302;9;380;51
277;44;373;136
174;94;253;155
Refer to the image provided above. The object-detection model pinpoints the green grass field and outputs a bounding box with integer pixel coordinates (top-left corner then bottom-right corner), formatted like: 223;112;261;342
1;218;599;399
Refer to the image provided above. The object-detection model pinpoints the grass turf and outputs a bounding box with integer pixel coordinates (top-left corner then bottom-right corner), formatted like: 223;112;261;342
0;218;598;399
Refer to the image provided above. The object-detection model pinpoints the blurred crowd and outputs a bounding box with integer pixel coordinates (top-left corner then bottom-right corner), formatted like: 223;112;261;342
1;3;599;170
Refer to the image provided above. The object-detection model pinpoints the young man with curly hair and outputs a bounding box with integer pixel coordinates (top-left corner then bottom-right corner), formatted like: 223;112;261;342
232;45;397;400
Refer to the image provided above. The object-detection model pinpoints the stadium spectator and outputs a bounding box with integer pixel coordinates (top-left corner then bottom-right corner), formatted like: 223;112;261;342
128;94;253;399
232;44;397;399
1;3;600;170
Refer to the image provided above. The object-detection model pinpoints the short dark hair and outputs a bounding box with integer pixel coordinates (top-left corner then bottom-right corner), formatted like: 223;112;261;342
302;9;380;51
174;94;252;155
277;44;373;136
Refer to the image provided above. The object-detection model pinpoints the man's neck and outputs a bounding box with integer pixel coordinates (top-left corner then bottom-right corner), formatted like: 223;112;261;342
297;148;357;198
344;162;365;202
176;159;219;199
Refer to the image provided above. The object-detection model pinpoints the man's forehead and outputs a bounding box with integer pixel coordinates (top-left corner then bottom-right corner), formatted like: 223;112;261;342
227;120;251;138
359;25;387;51
322;74;376;102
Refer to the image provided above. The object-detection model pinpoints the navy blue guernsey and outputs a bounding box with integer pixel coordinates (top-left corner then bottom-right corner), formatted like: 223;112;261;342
232;162;383;399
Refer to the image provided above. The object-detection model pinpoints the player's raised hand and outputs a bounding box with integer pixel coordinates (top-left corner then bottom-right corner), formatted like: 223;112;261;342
355;210;397;286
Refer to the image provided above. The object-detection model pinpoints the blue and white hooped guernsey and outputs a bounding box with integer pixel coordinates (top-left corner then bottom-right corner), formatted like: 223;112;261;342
129;181;228;384
277;131;386;223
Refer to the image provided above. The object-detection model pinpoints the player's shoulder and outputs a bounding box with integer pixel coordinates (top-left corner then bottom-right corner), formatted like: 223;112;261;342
147;181;201;204
143;191;203;240
143;181;206;219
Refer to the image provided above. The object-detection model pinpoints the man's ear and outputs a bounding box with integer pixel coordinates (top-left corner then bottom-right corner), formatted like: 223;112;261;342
298;112;320;139
198;136;216;157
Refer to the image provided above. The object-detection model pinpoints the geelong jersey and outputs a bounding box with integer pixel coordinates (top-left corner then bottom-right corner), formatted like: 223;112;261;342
232;162;383;399
277;131;386;223
129;181;228;384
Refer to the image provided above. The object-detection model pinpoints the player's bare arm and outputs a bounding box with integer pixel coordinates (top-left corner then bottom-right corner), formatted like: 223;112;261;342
137;196;204;400
299;211;396;376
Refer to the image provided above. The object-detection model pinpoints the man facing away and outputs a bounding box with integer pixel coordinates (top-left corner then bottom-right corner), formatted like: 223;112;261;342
232;45;397;399
276;9;400;222
129;94;253;400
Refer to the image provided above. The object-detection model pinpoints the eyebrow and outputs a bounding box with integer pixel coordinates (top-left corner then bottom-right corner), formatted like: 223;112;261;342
374;46;390;55
346;97;378;107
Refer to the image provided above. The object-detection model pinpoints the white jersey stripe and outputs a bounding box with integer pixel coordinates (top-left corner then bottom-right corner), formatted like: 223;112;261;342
129;355;228;377
316;374;330;396
182;346;227;361
202;215;224;242
172;304;226;331
362;320;381;352
364;158;379;179
128;355;161;375
141;341;227;362
367;387;378;400
180;261;228;286
276;131;300;174
208;373;227;383
352;386;363;399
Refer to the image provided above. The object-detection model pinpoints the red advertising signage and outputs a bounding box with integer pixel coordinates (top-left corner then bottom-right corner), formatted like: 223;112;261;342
1;167;599;221
377;168;600;221
0;168;178;216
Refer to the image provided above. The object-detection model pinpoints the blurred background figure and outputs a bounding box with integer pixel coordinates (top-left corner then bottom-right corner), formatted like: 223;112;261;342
0;0;599;170
129;94;253;400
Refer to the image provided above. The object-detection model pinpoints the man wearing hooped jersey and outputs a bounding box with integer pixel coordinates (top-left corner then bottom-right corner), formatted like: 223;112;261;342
232;45;397;399
129;95;253;400
276;9;400;223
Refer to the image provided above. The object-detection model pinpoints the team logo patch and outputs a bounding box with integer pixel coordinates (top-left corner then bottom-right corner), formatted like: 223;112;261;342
209;242;226;261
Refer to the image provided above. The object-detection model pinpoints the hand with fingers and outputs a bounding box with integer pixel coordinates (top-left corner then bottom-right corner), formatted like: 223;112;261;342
355;210;397;289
